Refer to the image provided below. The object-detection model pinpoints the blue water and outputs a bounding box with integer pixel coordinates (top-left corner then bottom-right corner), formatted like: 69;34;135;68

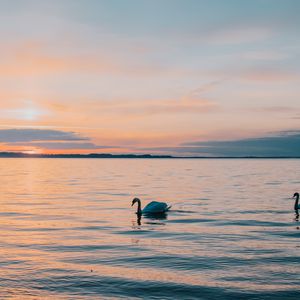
0;158;299;299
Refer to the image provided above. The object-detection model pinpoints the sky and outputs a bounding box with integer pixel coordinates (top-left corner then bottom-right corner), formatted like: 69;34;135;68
0;0;299;156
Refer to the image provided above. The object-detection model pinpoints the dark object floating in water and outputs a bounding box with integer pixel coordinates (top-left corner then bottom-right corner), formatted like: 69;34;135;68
131;197;171;215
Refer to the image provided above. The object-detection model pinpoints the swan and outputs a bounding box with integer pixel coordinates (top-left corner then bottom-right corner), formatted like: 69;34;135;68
131;197;171;215
293;192;299;210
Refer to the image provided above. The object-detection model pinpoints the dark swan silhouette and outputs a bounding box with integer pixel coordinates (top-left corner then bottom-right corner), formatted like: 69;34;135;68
131;197;171;215
293;192;299;210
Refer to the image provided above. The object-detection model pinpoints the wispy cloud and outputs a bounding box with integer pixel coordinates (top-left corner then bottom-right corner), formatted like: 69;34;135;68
0;40;188;78
46;95;218;119
0;128;122;152
114;98;216;116
10;142;118;150
250;106;297;113
239;67;300;82
140;130;300;157
0;129;88;143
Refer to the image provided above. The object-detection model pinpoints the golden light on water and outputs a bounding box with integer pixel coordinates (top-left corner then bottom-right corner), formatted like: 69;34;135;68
0;158;299;298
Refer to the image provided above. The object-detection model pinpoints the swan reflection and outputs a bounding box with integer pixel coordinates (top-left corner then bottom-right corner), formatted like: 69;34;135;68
295;209;299;230
132;212;168;227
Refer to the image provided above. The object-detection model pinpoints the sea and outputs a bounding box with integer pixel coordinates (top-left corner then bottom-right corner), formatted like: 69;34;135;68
0;158;299;299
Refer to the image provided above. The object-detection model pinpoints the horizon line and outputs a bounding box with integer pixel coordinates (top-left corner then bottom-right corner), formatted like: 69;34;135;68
0;152;299;159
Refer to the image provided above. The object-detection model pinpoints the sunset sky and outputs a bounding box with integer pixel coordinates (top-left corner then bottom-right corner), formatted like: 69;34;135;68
0;0;299;156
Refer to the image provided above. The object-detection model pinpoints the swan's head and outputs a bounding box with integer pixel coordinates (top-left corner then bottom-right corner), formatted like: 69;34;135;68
132;197;141;206
293;192;299;198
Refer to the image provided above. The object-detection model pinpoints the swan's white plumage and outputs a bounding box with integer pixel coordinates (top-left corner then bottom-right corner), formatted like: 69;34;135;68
142;201;170;214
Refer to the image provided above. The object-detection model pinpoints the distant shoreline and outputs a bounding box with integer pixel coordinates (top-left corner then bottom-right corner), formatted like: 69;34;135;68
0;152;299;159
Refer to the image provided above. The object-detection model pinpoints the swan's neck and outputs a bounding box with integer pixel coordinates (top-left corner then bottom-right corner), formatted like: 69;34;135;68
136;199;142;215
295;195;299;211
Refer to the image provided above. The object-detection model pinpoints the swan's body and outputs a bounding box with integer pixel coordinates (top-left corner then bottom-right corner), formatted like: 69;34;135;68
293;192;299;210
132;198;171;215
142;201;170;214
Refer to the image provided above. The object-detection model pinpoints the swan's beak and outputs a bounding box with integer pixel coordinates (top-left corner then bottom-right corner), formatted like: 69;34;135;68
131;201;134;206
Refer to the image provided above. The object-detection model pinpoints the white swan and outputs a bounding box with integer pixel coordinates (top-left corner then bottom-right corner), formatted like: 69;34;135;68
131;197;171;215
293;192;299;210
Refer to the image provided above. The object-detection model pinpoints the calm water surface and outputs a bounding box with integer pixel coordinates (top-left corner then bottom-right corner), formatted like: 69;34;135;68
0;158;299;299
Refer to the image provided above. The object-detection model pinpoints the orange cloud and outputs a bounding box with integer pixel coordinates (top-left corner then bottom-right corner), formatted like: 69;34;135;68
0;40;187;78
